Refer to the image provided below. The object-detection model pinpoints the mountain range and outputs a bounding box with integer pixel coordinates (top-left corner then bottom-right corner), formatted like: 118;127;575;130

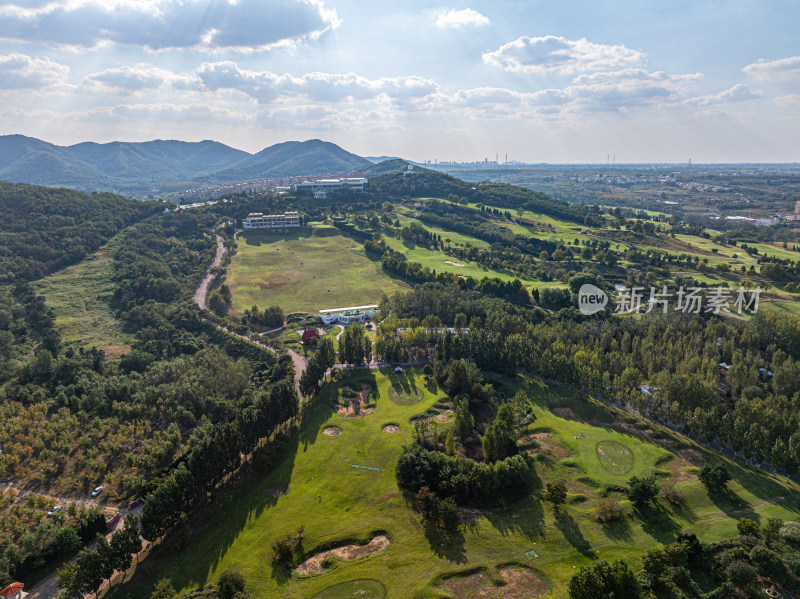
0;135;375;196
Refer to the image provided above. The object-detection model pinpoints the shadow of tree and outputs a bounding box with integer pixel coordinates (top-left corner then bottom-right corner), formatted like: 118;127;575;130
484;498;546;543
422;523;467;564
600;515;633;542
269;561;291;585
636;502;682;545
554;511;595;558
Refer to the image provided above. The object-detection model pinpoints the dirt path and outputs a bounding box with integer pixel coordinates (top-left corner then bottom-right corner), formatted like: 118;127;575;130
287;349;306;398
23;505;143;599
193;236;226;310
0;482;110;512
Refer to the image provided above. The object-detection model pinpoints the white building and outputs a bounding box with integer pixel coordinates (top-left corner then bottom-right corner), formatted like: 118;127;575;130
242;211;301;229
293;178;368;199
319;304;379;325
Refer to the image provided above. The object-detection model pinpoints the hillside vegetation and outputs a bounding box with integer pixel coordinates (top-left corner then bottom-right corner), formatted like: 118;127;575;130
0;182;157;283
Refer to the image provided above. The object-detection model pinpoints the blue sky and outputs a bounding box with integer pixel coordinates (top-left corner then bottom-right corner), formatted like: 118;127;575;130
0;0;798;162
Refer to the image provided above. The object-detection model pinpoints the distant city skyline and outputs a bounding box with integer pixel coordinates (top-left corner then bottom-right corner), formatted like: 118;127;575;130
0;0;798;163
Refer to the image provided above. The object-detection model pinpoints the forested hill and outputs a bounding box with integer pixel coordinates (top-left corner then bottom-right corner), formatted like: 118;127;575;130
368;167;593;224
0;135;372;195
207;139;373;183
0;181;159;283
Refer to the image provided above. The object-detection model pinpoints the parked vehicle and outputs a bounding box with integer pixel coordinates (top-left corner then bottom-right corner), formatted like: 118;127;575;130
46;505;62;517
91;486;103;497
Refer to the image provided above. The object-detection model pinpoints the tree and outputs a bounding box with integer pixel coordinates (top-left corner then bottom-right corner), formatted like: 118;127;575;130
698;463;731;493
568;560;641;599
482;404;516;463
453;398;474;440
454;313;467;332
208;291;228;317
545;481;567;513
763;517;783;547
74;546;105;597
150;578;177;599
217;570;246;599
444;431;455;456
626;474;659;508
110;515;142;574
95;534;116;584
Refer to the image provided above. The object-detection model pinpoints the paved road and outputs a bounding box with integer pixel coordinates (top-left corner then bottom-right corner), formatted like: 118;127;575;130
193;236;227;310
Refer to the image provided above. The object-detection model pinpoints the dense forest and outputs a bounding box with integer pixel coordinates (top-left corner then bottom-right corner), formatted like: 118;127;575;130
0;182;158;283
0;194;299;588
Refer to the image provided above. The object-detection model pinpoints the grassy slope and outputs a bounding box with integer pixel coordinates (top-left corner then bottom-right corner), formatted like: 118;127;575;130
32;237;132;355
112;369;800;599
225;224;409;315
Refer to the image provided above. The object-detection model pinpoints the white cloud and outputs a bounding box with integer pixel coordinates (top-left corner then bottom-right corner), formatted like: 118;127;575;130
436;8;489;29
0;52;68;89
192;62;440;104
82;66;173;93
684;83;762;106
482;35;645;75
743;56;800;82
775;93;800;106
0;0;340;51
565;69;701;112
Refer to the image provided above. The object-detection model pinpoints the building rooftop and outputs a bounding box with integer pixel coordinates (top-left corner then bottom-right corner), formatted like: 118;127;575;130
318;304;379;314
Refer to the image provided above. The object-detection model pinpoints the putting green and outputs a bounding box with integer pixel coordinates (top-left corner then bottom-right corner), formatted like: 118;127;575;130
597;440;633;475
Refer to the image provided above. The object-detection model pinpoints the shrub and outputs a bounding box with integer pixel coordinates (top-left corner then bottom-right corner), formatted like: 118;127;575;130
271;526;304;565
217;570;245;599
737;518;760;538
725;560;756;588
595;498;622;523
568;560;641;599
749;544;785;578
780;521;800;544
661;483;685;506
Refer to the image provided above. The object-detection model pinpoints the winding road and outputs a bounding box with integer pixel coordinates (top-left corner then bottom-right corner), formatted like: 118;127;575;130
193;236;227;310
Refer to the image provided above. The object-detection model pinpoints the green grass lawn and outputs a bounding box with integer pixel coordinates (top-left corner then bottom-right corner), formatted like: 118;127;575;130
225;224;409;315
381;232;564;292
112;370;800;599
32;237;132;357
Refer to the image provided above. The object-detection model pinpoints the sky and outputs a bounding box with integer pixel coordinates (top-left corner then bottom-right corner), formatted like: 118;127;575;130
0;0;798;163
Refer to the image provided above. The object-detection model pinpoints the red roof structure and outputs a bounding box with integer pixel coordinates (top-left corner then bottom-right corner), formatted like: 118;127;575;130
0;583;23;598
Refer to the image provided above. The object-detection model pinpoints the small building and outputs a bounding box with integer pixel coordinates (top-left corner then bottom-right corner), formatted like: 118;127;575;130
293;178;368;199
242;211;301;230
1;582;24;599
301;328;318;344
319;304;379;325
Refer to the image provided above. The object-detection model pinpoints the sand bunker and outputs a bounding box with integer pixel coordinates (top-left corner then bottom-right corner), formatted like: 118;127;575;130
337;384;375;418
295;535;390;575
433;409;454;423
439;567;548;598
322;427;341;437
517;432;569;459
382;425;400;434
444;260;466;267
